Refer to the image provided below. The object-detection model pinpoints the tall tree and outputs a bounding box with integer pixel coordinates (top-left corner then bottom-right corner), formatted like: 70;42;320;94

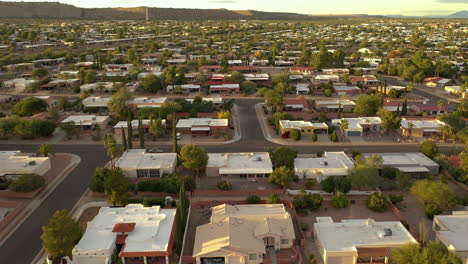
103;168;131;206
108;87;132;119
175;182;189;254
437;99;445;115
172;114;178;153
392;241;461;264
103;134;119;170
41;210;82;263
339;120;349;141
180;145;208;177
138;117;145;149
121;127;127;152
127;116;133;149
401;99;408;116
149;118;166;141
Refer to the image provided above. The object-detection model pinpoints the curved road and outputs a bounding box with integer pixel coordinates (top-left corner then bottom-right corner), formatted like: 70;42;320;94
0;99;460;264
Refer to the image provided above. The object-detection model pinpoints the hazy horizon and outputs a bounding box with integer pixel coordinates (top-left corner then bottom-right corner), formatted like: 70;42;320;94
2;0;467;16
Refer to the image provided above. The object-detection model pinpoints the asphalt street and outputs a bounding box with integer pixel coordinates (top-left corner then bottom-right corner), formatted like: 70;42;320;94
0;99;460;264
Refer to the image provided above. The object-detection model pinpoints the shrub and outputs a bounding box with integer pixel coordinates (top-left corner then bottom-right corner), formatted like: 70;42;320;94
136;174;195;193
388;194;404;205
143;198;165;207
320;176;351;194
267;193;281;204
0;180;11;190
127;198;143;204
367;192;388;212
9;174;45;192
311;133;318;142
425;203;442;219
330;131;338;142
216;180;232;191
382;167;399;179
305;179;315;189
331;192;350;209
293;190;323;210
290;129;301;141
246;195;261;204
301;223;309;231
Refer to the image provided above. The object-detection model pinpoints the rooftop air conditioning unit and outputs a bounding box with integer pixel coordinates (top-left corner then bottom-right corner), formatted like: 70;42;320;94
256;157;262;161
28;161;36;166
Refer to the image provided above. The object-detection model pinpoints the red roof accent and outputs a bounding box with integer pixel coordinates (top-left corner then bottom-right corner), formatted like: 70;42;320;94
112;223;136;233
415;104;450;112
383;102;402;107
116;234;128;244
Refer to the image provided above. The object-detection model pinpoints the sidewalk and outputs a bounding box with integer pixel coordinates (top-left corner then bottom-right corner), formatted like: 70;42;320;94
0;153;81;247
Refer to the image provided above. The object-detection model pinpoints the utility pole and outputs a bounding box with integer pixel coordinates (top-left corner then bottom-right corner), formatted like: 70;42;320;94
146;7;149;22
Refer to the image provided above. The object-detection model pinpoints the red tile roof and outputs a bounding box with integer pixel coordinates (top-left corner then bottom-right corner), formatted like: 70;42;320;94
112;223;136;233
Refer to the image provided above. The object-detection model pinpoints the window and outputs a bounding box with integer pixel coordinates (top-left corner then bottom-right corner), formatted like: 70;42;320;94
281;239;288;245
249;254;257;261
136;169;160;178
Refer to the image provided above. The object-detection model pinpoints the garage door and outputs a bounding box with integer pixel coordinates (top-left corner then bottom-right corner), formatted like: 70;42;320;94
347;131;361;136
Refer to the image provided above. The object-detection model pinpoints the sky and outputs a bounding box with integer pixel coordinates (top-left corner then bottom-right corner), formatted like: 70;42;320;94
5;0;468;16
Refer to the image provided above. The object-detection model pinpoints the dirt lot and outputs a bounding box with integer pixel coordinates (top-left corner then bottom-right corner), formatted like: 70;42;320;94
182;203;213;257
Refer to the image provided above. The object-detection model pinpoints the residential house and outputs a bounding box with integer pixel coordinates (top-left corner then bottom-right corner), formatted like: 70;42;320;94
105;64;135;72
176;118;228;136
314;217;417;264
0;151;51;180
3;78;38;92
334;86;361;96
295;83;310;95
322;68;350;75
362;152;440;176
82;96;111;110
115;149;177;178
294;152;355;182
193;204;296;264
206;152;273;179
209;83;241;94
72;204;176;264
424;77;451;88
400;118;446;138
445;86;466;98
167;84;201;94
411;102;455;115
331;117;382;136
113;119;162;138
314;99;356;112
279;120;328;136
433;211;468;264
314;75;340;84
80;82;115;93
283;98;312;112
126;97;167;110
61;115;110;130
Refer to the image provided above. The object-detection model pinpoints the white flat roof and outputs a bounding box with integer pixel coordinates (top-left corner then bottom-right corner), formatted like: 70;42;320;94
315;99;356;106
210;83;240;89
115;149;177;170
0;151;50;176
280;120;328;129
362;152;439;168
73;204;176;255
332;117;381;129
208;152;273;175
434;211;468;251
314;218;417;253
334;86;360;91
401;118;445;129
61;115;110;125
295;152;354;171
176;118;228;129
127;97;167;105
82;97;111;108
113;120;164;129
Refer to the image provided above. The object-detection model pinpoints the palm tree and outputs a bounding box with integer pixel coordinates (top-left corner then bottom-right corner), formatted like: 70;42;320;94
437;99;445;115
438;124;453;142
149;118;166;141
407;122;415;139
37;144;54;157
339;120;349;141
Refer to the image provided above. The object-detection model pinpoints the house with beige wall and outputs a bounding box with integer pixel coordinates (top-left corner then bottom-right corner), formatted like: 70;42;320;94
314;217;417;264
279;120;328;136
433;211;468;264
193;204;296;264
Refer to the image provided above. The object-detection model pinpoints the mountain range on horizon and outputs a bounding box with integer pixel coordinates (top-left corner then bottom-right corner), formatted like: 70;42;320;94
0;1;465;20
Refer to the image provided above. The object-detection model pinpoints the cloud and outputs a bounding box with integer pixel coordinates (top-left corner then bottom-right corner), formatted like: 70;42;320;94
436;0;468;3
